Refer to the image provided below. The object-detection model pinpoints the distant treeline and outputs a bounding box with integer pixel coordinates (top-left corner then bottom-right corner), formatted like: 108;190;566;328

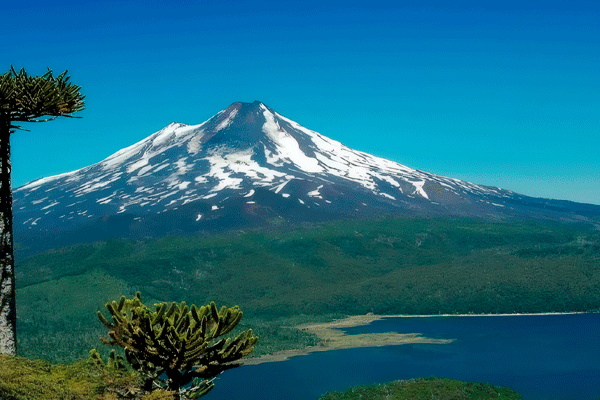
15;216;600;362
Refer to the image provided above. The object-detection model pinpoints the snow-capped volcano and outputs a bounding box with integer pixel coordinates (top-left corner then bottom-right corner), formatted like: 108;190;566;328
13;101;600;253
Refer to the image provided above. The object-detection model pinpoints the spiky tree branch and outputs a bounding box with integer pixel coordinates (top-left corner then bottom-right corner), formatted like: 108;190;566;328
98;293;258;399
0;66;85;129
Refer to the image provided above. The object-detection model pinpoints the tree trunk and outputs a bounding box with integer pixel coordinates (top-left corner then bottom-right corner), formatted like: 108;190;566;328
166;368;182;400
0;119;16;354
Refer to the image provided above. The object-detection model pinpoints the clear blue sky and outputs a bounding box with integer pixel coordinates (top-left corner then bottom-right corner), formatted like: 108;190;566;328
3;0;599;205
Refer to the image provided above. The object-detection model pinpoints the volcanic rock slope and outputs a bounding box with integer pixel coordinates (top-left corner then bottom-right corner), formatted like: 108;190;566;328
13;101;600;251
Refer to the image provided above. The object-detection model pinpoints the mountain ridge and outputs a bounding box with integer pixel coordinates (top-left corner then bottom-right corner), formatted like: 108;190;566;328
13;101;600;256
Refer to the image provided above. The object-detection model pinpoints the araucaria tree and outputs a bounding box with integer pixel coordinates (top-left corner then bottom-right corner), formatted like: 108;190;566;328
97;293;258;399
0;66;84;354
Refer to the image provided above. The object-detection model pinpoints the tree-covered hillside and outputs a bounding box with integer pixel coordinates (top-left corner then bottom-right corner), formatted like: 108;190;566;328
318;377;523;400
15;216;600;362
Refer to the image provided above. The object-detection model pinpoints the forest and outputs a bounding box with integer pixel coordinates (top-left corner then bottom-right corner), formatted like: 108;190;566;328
15;216;600;363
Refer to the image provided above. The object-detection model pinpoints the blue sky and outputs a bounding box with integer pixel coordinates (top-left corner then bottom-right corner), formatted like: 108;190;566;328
3;0;599;205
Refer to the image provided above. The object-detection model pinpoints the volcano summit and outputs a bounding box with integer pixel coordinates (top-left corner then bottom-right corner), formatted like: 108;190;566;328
13;101;600;253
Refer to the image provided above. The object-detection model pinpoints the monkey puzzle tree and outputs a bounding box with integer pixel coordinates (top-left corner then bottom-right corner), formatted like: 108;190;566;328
0;66;84;354
97;293;258;399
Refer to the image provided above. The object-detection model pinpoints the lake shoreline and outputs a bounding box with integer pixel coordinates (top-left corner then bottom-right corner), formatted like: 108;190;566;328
243;314;451;365
383;311;590;318
232;313;600;400
243;311;594;365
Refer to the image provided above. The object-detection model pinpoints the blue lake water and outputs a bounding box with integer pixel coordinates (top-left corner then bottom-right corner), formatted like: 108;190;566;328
206;313;600;400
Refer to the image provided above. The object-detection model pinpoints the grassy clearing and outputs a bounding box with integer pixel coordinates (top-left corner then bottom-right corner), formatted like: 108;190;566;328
0;354;150;400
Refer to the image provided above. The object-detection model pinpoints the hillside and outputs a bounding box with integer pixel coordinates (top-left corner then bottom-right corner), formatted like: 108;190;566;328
15;216;600;363
318;378;523;400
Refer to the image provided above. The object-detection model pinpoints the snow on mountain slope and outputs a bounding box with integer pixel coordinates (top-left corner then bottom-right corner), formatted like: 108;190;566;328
13;101;600;247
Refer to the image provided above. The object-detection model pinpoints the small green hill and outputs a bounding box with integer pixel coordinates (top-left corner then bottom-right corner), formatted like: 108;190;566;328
318;377;523;400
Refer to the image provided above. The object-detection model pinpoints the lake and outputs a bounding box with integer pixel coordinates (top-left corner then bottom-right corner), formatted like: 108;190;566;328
206;313;600;400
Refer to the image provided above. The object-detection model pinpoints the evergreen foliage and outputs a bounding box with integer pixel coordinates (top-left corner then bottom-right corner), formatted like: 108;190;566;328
0;66;84;354
97;293;257;399
0;66;85;129
318;377;523;400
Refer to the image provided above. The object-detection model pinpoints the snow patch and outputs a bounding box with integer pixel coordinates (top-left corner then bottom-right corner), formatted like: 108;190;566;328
154;164;169;173
137;164;154;176
97;196;113;204
187;134;204;155
307;185;324;198
128;158;149;173
205;149;283;190
274;180;290;194
17;170;79;191
261;106;323;173
175;158;193;175
409;180;429;199
42;201;60;210
215;108;238;131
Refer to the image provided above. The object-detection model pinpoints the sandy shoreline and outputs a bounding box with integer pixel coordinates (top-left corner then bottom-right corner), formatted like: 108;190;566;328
243;311;593;365
243;314;451;365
